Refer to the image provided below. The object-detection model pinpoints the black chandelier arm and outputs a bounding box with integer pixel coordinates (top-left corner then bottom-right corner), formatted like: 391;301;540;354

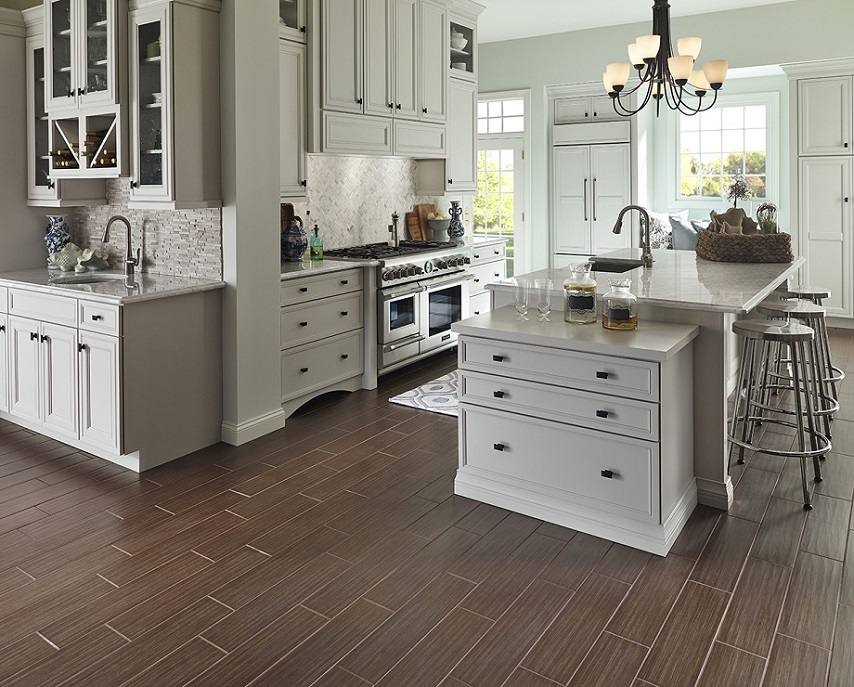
611;77;656;117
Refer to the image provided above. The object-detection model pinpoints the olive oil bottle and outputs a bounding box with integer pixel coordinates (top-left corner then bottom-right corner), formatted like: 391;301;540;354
309;223;323;261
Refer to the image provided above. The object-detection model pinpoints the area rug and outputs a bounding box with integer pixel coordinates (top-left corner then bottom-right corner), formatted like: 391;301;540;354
389;371;459;416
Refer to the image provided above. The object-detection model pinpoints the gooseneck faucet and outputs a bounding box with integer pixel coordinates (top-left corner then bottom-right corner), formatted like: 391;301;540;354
612;205;653;267
102;215;141;278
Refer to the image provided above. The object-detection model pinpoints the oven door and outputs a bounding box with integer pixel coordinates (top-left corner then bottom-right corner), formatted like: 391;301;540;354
380;280;424;346
420;272;471;353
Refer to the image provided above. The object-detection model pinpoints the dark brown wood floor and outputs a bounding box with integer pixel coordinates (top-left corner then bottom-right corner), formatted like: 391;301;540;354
0;332;853;687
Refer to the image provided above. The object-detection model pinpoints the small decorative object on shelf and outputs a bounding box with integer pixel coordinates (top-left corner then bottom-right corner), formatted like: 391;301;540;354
447;201;465;241
76;247;110;272
47;242;83;271
602;279;638;330
756;202;779;234
726;175;752;209
45;214;71;258
564;262;597;324
281;218;307;262
310;223;323;261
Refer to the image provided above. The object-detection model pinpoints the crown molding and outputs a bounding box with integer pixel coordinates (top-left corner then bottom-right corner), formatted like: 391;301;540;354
781;57;854;79
0;7;26;38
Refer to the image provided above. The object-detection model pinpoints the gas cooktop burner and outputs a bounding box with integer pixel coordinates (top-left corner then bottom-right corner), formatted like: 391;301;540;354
324;240;459;260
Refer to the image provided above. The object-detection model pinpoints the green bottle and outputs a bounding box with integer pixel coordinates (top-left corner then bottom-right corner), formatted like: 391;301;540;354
310;223;323;261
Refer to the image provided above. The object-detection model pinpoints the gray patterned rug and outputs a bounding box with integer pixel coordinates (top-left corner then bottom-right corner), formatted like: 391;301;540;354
389;371;459;416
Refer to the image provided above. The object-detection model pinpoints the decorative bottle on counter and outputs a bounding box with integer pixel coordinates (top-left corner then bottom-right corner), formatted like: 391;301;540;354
45;214;71;258
310;224;323;261
281;218;307;261
447;200;465;241
602;279;638;330
564;262;597;324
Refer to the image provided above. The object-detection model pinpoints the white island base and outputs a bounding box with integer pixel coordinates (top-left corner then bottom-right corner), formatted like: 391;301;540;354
452;307;699;555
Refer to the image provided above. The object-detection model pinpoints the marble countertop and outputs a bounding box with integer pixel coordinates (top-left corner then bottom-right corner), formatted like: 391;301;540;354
489;249;805;314
280;258;377;279
0;269;225;304
454;305;699;362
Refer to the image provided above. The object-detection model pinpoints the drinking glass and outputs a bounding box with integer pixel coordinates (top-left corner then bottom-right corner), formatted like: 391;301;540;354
514;277;529;320
535;278;553;321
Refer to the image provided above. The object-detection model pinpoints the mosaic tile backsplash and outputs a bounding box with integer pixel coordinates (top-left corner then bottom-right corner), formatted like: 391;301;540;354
290;155;445;248
70;179;222;279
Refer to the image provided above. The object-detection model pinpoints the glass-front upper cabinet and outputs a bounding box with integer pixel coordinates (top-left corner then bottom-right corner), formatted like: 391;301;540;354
279;0;306;42
46;0;121;112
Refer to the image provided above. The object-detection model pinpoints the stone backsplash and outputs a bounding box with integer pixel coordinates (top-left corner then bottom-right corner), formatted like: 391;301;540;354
290;155;445;248
70;179;222;279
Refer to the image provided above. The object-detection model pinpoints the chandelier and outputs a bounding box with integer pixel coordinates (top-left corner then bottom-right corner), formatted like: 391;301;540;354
603;0;728;117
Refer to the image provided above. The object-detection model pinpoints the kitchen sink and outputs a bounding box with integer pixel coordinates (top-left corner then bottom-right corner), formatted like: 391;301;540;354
48;272;129;285
589;259;643;273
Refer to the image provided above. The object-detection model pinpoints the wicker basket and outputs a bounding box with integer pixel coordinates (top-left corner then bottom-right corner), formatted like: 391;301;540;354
695;230;793;263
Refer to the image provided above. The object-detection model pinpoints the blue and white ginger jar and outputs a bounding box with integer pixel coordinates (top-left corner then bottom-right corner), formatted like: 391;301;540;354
45;215;71;256
281;219;308;262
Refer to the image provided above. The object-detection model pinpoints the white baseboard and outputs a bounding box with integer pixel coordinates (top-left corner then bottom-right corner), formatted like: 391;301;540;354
696;476;733;511
221;408;286;446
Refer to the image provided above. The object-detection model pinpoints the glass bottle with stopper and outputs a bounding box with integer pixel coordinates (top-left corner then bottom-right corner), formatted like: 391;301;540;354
602;279;638;330
564;263;597;324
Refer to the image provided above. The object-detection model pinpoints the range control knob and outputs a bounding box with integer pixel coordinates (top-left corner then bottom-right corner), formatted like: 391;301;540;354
407;265;418;276
382;270;393;281
463;256;471;264
437;260;449;269
416;266;424;274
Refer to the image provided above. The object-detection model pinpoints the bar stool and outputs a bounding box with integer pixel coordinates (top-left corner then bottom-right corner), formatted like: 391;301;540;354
755;299;841;435
728;319;830;510
778;284;831;306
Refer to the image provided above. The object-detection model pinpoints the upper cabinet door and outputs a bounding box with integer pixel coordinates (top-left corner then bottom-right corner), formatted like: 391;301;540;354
363;0;392;117
278;0;306;42
419;0;447;122
321;0;363;114
392;0;418;120
799;77;853;156
446;78;476;191
590;143;632;254
80;0;118;108
554;97;592;124
280;39;307;198
552;146;592;254
46;0;76;109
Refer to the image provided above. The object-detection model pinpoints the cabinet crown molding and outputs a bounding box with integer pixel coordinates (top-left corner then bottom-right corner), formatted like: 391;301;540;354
0;8;26;38
450;0;484;21
129;0;221;12
546;81;606;99
782;57;854;79
21;5;43;31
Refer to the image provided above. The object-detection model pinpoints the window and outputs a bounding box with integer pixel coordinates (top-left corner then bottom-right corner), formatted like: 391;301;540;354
474;93;530;277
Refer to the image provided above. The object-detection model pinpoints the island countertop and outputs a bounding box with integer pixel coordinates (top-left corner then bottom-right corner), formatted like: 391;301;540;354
489;248;805;315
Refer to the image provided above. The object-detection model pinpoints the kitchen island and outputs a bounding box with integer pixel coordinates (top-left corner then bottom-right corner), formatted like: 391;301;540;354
487;248;805;510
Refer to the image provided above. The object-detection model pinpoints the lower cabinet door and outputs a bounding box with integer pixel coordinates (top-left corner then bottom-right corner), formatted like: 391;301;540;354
79;331;121;453
40;322;78;440
8;316;41;423
281;329;363;402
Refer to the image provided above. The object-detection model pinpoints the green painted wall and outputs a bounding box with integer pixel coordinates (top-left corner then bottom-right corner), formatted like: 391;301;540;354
479;0;854;268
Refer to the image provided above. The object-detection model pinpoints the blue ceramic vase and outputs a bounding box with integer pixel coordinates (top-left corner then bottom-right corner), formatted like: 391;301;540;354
45;215;71;256
447;201;465;240
281;219;308;261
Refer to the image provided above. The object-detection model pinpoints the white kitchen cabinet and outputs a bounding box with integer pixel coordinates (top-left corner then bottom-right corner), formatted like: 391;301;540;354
552;143;632;258
468;239;506;315
78;330;120;453
446;77;476;191
320;0;362;114
23;6;106;206
127;0;221;210
453;310;698;555
798;156;852;317
280;267;366;417
798;76;852;156
278;0;306;43
448;0;480;82
363;0;392;117
554;94;618;124
280;37;307;199
419;0;448;122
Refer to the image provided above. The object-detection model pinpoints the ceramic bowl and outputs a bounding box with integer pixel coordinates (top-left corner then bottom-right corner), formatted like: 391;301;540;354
451;37;468;50
451;62;466;71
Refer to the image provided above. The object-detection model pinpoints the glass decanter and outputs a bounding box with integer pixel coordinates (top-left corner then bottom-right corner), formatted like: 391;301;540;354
602;279;638;330
564;262;597;324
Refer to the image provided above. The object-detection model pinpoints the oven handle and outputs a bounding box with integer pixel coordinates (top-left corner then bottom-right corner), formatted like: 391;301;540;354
421;273;475;291
382;334;425;353
381;284;425;301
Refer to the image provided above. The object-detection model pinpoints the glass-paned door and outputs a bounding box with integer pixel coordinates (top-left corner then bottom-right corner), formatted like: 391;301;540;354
84;0;110;96
474;141;523;277
50;0;73;101
33;48;52;191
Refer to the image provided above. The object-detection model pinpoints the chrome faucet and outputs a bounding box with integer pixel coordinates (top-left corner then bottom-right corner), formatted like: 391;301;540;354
612;205;653;267
102;215;141;278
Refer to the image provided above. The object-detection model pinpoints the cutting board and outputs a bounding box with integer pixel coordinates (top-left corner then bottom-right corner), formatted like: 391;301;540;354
415;203;438;240
405;212;422;241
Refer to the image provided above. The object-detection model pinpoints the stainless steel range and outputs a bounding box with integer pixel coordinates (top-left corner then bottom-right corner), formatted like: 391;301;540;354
324;240;472;374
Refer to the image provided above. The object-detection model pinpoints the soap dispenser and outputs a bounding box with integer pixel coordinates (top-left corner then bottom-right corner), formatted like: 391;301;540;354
310;223;323;261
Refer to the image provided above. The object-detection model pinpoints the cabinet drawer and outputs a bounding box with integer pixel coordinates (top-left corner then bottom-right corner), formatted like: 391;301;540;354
79;301;120;335
281;269;362;307
469;291;491;317
460;336;659;401
460;370;658;441
8;289;77;327
0;286;7;313
281;329;363;402
470;242;505;265
323;111;393;155
469;260;505;296
460;404;659;522
394;120;447;157
281;292;363;348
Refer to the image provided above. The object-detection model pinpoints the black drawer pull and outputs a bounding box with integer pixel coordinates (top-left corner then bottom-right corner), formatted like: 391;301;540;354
493;443;505;451
474;311;480;315
30;332;38;341
341;279;349;285
473;254;480;259
494;273;500;278
494;250;500;255
340;311;348;316
596;409;609;418
91;314;103;321
341;354;348;360
441;334;451;342
596;371;609;379
299;287;308;292
601;469;614;479
300;367;309;373
473;278;480;283
493;390;505;398
299;321;308;327
492;355;504;362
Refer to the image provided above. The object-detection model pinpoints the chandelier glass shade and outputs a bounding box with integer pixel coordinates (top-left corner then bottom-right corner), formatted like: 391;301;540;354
603;0;728;117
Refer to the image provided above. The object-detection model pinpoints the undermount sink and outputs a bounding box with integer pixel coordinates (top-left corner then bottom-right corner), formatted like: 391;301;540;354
48;272;129;285
589;259;643;273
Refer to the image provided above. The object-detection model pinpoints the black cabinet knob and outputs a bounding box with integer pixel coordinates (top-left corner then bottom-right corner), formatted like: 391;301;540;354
357;97;363;105
388;102;394;109
77;343;86;352
473;311;480;315
46;180;55;190
91;314;103;321
40;334;48;343
341;279;349;285
601;469;614;479
300;25;306;32
340;311;348;316
30;332;38;341
473;278;480;283
422;107;428;113
0;324;4;332
493;390;505;398
492;354;504;362
300;179;307;187
846;197;850;203
396;103;401;110
493;443;505;451
447;179;453;185
67;90;74;97
341;354;348;360
584;112;589;117
596;409;609;418
596;371;609;379
77;87;85;96
300;367;309;373
845;142;849;148
299;321;308;327
130;180;139;189
299;287;308;292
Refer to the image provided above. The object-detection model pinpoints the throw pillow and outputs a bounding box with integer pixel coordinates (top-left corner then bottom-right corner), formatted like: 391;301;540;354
723;220;743;235
691;219;711;233
648;209;689;250
669;216;699;251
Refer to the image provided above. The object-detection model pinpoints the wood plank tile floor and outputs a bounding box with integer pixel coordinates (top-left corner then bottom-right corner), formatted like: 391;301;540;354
0;331;853;687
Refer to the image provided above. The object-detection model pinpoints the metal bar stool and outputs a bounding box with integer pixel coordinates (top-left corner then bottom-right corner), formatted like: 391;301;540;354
729;320;830;510
755;299;841;438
